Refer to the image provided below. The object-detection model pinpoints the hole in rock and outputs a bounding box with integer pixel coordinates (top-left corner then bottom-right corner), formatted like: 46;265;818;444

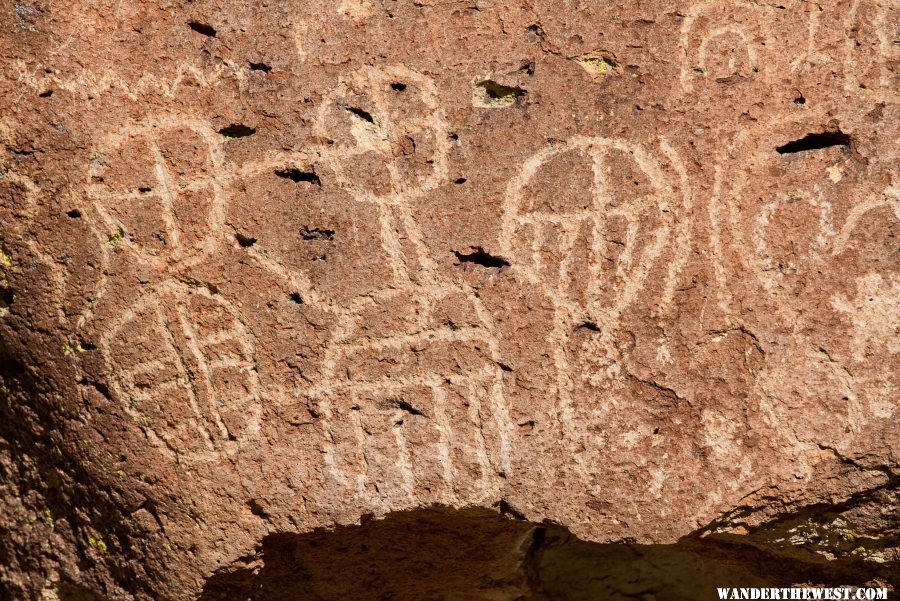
249;62;272;73
188;21;217;37
0;286;13;311
218;124;256;139
473;80;526;108
454;247;510;269
390;82;407;91
526;23;545;38
776;131;851;154
300;226;334;241
247;499;270;519
275;168;321;185
288;292;303;305
235;233;257;248
577;321;601;332
347;106;375;123
38;89;53;98
394;398;424;416
66;209;81;218
199;506;895;601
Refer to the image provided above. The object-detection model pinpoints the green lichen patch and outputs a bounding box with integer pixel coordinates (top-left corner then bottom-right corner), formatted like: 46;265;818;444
87;535;108;553
104;230;125;247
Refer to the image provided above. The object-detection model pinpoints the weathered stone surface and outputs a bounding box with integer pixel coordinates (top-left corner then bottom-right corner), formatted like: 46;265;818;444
0;0;897;598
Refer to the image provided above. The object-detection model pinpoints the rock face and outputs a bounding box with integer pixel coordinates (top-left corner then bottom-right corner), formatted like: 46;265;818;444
0;0;898;599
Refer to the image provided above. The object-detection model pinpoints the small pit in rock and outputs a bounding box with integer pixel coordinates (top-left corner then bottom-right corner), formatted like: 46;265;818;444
454;247;510;269
188;21;217;37
235;233;257;248
275;168;321;186
776;131;851;154
218;124;256;139
472;80;526;108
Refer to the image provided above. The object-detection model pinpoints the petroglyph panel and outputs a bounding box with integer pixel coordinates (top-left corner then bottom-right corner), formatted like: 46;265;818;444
719;112;899;448
303;65;513;507
722;115;899;331
3;2;900;597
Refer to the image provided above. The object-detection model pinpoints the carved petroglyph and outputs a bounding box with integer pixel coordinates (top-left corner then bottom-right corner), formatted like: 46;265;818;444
80;114;296;461
678;0;772;95
724;119;898;326
658;139;695;313
720;113;898;440
98;280;261;462
81;113;329;319
500;137;680;432
795;1;825;73
831;272;900;363
843;0;899;97
832;183;900;255
86;116;229;272
12;59;246;102
301;65;512;508
66;46;896;485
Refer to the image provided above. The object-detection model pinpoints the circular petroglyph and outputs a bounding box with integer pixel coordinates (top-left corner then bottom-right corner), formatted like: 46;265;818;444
99;280;261;462
500;136;678;429
87;115;229;273
678;0;774;95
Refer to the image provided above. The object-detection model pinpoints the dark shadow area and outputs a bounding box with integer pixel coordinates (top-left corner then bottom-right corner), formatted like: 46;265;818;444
199;506;895;601
776;131;851;154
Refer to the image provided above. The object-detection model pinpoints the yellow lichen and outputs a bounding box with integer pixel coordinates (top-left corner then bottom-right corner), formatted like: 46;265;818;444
63;340;93;355
104;230;124;247
88;536;108;553
575;52;621;78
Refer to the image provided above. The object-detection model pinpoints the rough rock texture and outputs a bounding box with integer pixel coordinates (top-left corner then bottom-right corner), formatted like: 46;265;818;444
0;0;897;598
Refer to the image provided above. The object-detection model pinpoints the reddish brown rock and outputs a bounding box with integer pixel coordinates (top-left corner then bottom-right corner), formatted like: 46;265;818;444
0;0;897;599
